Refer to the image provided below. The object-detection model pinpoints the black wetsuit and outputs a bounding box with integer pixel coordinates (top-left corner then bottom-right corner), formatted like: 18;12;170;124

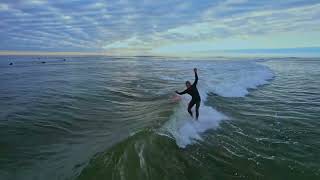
176;72;201;119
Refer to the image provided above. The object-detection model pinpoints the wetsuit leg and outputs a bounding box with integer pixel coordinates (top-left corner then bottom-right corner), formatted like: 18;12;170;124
195;100;201;119
188;99;196;117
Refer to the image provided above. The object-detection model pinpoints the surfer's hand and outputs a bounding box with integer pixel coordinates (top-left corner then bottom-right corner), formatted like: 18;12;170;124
194;68;197;73
175;90;179;94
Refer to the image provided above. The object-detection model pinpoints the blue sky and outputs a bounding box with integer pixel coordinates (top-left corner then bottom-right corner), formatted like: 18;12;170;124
0;0;319;56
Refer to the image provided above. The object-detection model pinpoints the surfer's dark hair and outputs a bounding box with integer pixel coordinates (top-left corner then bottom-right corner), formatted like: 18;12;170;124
185;81;191;85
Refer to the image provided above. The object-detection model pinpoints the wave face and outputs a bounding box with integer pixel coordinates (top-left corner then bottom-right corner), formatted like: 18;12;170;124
159;61;274;147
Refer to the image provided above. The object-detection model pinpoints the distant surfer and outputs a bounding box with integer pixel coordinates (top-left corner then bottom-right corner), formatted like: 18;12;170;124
175;68;201;120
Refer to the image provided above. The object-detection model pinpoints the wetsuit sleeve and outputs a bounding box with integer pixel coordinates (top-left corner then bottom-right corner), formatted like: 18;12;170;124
193;71;198;86
176;89;188;95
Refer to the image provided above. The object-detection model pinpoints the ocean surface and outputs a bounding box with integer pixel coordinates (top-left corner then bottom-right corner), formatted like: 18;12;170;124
0;56;319;180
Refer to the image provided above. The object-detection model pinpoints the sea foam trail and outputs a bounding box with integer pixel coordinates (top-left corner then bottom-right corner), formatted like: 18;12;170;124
160;98;227;148
203;62;274;97
159;62;274;148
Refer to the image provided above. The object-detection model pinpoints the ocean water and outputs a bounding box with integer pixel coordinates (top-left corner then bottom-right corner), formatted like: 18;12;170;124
0;56;319;180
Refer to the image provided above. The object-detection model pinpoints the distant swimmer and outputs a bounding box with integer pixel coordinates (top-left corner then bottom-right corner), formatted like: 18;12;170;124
175;68;201;120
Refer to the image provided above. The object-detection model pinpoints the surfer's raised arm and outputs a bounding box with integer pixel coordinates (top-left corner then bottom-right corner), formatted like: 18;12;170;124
193;68;198;86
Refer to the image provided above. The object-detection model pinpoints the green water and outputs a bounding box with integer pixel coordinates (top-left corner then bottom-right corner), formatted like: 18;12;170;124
0;56;319;180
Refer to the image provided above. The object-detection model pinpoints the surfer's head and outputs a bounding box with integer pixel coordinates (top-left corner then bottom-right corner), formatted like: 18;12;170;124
185;81;191;88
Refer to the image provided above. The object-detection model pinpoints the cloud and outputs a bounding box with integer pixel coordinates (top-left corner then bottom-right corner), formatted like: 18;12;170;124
27;0;48;5
0;0;319;55
0;3;10;11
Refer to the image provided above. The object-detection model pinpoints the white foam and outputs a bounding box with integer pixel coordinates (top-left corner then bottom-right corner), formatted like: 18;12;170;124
203;62;274;97
160;95;228;148
159;75;176;81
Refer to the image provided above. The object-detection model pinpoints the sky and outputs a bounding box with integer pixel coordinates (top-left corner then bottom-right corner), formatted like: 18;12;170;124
0;0;319;56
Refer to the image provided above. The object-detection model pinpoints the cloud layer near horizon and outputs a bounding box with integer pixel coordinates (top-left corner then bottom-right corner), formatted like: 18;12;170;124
0;0;319;55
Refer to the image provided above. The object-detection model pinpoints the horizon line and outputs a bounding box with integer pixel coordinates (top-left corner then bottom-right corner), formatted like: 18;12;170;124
0;47;319;58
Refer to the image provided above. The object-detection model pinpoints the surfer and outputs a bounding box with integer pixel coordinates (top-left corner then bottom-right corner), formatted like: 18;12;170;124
175;68;201;120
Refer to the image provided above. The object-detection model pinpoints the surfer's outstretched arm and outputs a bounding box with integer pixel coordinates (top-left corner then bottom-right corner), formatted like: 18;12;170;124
175;90;187;95
193;68;198;86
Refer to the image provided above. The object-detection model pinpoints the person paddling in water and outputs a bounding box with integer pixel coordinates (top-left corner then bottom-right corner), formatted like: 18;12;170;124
175;68;201;120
